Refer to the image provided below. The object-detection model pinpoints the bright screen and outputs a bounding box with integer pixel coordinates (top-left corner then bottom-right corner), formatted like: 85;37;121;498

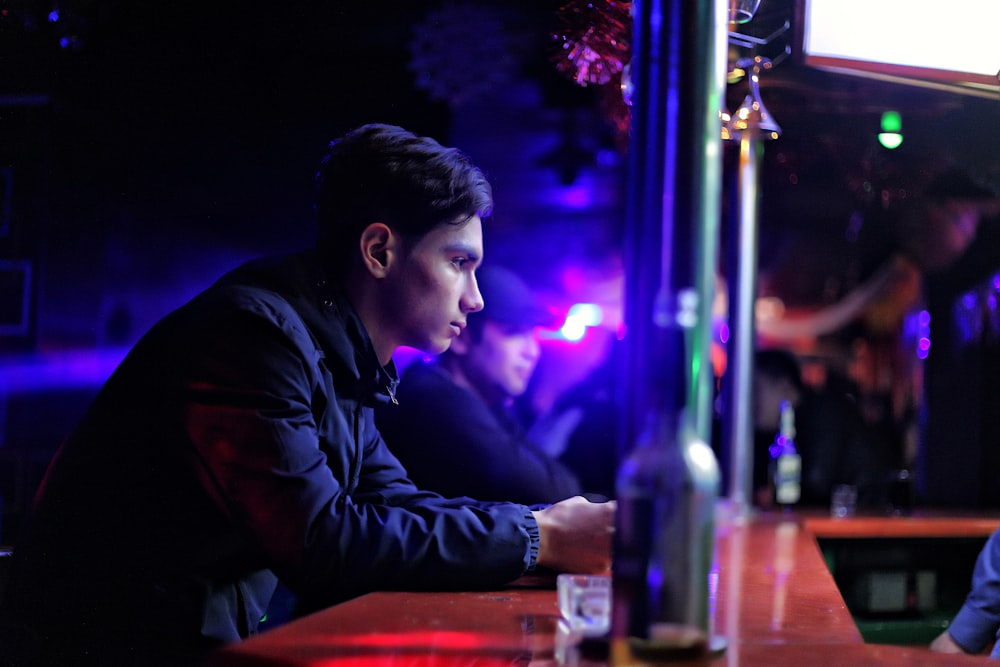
799;0;1000;96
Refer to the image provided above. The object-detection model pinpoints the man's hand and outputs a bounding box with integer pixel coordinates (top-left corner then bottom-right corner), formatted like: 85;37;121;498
532;496;615;574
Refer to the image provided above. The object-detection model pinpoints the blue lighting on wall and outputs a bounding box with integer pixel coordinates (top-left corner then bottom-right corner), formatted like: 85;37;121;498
916;309;931;360
902;308;931;360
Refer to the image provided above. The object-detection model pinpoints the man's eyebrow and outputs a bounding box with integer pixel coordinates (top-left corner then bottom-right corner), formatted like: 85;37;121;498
444;243;481;262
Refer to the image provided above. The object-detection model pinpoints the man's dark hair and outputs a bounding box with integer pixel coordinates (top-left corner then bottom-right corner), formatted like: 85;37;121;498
315;124;493;278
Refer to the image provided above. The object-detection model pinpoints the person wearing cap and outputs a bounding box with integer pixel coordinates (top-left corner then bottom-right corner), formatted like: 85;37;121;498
896;167;1000;273
376;264;584;505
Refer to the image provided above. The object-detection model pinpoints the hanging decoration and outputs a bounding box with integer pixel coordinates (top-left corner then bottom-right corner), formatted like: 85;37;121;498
409;2;533;109
550;0;631;87
597;70;632;151
550;0;632;146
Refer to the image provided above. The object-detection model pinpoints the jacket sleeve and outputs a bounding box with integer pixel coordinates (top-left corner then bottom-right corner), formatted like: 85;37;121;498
183;304;538;608
948;528;1000;653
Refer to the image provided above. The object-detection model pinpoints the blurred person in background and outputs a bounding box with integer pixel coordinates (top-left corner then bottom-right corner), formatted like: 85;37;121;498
376;265;589;505
525;338;621;500
751;347;887;509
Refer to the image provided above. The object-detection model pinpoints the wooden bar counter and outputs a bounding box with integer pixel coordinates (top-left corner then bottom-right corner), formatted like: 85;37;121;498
207;510;1000;666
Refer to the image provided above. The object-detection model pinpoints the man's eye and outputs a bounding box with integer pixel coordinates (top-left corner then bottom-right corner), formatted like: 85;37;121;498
451;257;468;268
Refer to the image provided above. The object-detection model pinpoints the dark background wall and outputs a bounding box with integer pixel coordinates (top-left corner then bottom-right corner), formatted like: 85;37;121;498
2;0;1000;542
0;0;626;542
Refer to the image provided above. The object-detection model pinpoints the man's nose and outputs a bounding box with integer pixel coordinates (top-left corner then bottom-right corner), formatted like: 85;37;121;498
524;335;541;361
465;280;484;313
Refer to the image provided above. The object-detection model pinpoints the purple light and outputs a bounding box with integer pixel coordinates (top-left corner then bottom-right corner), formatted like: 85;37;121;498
559;320;587;342
918;310;930;327
48;9;59;22
769;435;786;459
845;211;863;243
542;303;601;343
557;184;592;209
0;347;128;392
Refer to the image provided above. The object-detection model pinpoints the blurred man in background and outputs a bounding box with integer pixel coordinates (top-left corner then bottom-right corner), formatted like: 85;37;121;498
377;265;587;505
751;347;887;509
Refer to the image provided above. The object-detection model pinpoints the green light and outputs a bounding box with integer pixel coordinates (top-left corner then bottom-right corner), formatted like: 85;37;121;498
878;111;903;149
881;110;902;133
879;132;904;150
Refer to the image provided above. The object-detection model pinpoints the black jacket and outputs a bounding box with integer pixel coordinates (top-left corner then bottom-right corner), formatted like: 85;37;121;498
1;251;538;666
377;360;583;505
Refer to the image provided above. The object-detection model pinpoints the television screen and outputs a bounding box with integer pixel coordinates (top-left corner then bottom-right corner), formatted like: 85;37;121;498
797;0;1000;97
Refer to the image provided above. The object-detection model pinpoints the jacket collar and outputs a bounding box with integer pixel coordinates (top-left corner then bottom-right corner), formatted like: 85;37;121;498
324;286;399;407
221;250;399;407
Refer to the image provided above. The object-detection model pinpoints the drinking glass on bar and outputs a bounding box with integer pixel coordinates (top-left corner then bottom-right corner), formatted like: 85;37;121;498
888;470;914;516
830;484;857;519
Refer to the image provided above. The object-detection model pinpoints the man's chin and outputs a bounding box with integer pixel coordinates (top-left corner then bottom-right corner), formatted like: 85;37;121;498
419;338;452;356
496;377;527;397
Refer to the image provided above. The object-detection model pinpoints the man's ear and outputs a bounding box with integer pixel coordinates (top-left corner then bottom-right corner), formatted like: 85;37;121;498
358;222;398;278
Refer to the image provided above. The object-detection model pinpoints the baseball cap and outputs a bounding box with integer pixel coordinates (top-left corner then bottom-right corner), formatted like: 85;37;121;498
474;265;560;330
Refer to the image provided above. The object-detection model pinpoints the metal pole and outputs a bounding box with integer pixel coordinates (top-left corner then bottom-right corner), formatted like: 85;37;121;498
690;0;730;443
619;0;726;453
727;127;761;517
